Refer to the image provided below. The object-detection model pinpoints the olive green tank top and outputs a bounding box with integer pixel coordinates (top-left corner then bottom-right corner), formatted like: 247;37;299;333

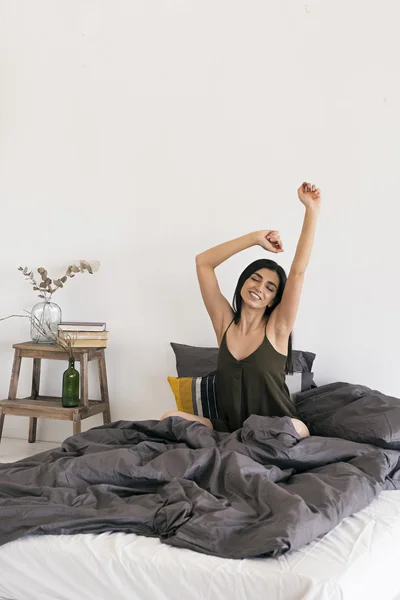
215;320;296;432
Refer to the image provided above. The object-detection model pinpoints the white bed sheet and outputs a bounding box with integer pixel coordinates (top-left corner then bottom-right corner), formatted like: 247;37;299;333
1;491;400;600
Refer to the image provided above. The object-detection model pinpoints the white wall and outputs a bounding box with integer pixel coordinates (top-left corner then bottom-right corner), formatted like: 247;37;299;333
0;0;399;443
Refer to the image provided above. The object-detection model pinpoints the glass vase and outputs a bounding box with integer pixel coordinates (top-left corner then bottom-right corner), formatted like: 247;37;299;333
62;358;80;408
30;299;62;343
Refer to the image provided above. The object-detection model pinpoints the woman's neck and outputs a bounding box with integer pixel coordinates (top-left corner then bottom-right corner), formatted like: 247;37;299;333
236;307;267;335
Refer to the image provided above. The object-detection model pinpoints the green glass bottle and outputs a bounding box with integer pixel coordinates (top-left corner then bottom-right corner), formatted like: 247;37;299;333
62;357;80;408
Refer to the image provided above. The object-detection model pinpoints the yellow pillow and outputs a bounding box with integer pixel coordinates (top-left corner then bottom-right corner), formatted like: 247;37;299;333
167;376;194;414
167;372;218;419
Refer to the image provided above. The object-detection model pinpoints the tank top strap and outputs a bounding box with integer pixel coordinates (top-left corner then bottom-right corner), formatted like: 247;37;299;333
222;318;235;341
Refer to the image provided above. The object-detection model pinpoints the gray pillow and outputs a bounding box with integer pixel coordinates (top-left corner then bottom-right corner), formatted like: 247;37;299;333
170;342;316;377
296;382;400;449
171;343;219;377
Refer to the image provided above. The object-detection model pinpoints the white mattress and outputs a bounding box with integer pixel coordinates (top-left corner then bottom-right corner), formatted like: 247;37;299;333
1;491;400;600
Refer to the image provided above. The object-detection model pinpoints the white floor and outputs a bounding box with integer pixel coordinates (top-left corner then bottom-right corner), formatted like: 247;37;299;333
0;437;60;463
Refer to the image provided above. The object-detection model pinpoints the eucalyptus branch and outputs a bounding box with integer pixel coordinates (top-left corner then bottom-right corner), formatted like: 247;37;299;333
18;260;100;299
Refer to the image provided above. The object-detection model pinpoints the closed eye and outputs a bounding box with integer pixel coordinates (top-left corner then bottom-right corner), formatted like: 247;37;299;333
251;274;277;293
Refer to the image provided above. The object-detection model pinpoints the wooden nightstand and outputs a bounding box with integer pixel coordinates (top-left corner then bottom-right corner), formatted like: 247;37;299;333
0;342;111;443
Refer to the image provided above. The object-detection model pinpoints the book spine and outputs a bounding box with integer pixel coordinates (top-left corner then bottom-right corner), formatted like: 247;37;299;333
67;340;107;347
59;332;108;340
58;328;106;332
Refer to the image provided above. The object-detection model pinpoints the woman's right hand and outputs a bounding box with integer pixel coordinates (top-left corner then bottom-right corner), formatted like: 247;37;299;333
255;230;284;254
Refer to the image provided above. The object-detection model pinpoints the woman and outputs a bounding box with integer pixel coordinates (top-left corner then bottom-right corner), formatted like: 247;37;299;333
162;182;320;438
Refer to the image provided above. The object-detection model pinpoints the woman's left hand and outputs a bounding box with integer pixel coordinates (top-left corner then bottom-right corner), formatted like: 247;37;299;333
297;182;321;210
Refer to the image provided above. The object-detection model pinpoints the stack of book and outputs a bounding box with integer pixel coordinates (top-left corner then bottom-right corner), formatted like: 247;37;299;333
57;322;108;347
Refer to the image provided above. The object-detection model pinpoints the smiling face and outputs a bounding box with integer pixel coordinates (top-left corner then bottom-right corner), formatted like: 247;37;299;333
240;268;280;310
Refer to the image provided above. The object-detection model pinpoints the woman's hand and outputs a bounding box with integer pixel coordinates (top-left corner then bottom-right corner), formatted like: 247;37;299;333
298;182;321;211
255;230;284;254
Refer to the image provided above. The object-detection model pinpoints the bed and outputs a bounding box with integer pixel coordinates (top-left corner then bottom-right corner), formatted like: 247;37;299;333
1;381;400;600
1;491;400;600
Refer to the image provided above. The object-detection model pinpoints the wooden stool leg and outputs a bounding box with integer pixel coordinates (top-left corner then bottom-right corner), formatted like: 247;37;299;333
0;348;22;444
73;412;81;435
0;409;4;442
8;349;22;400
28;358;41;443
80;352;89;408
98;350;111;424
28;418;37;444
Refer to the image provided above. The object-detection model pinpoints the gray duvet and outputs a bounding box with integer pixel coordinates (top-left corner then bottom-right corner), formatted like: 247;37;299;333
1;383;400;559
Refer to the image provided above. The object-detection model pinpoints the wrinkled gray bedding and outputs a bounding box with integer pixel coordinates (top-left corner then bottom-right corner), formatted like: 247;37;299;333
0;383;399;559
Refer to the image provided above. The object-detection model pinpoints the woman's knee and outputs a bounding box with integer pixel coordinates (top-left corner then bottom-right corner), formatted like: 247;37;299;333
160;410;183;420
291;418;310;439
160;410;213;429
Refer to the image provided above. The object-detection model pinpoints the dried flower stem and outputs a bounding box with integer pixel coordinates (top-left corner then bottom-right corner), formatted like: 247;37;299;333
0;312;75;359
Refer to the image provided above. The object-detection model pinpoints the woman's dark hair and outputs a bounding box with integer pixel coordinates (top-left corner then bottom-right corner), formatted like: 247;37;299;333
232;258;293;374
